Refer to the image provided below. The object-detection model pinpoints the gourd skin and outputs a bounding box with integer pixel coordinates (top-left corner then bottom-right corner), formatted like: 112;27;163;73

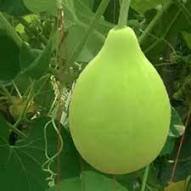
69;27;171;174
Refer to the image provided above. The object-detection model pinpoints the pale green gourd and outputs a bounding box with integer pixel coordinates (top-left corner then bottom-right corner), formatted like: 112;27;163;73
69;26;171;174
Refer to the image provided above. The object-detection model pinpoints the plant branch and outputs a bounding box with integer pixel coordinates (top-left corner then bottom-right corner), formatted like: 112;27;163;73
118;0;131;27
68;0;110;65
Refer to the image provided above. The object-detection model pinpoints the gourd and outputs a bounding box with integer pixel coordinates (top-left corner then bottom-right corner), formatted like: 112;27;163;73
164;181;186;191
69;26;171;174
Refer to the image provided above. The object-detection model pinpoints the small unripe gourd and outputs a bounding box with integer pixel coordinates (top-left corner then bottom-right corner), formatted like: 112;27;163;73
164;181;186;191
69;27;171;174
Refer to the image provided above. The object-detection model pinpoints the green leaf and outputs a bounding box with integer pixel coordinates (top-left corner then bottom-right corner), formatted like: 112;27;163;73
0;13;24;82
64;0;112;33
0;0;29;16
0;34;20;81
23;0;57;15
0;117;48;191
47;171;128;191
19;44;41;69
63;0;112;63
131;0;165;14
20;32;57;79
93;0;120;24
169;107;185;138
158;144;191;184
83;0;94;9
182;31;191;49
160;107;185;156
157;113;191;183
160;136;176;156
0;12;22;47
33;78;55;113
116;172;141;191
82;171;128;191
48;177;81;191
0;117;80;191
140;1;191;65
64;25;105;63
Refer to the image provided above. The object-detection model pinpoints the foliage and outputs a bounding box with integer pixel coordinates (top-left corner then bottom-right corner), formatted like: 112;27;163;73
0;0;191;190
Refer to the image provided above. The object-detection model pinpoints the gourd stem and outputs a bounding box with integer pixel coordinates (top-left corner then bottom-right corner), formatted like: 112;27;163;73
68;0;110;65
118;0;131;27
140;165;150;191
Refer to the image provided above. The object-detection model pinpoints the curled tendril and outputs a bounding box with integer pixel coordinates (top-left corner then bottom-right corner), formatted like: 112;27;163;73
42;118;64;187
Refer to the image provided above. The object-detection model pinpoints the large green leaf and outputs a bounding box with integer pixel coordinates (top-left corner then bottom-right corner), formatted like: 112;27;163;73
0;13;23;82
141;1;191;61
63;25;105;63
131;0;166;14
19;44;41;69
83;0;94;9
158;133;191;184
138;0;191;100
64;0;112;33
93;0;120;24
182;31;191;49
0;35;20;81
160;107;185;156
0;117;49;191
48;177;81;191
0;117;80;191
63;0;112;63
47;171;128;191
0;0;29;16
20;32;57;79
0;12;22;46
23;0;57;15
82;171;128;191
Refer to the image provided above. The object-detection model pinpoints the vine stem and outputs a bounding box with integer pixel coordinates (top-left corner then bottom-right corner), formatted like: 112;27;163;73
140;165;150;191
118;0;131;27
68;0;110;65
170;111;191;182
139;0;172;45
54;1;65;186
